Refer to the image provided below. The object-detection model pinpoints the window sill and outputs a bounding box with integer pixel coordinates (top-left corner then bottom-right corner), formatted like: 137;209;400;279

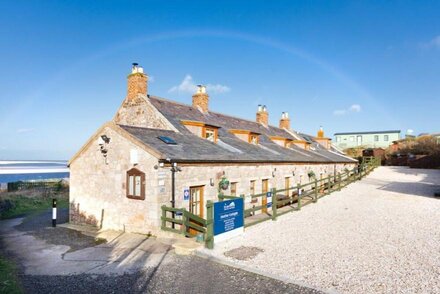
127;195;145;200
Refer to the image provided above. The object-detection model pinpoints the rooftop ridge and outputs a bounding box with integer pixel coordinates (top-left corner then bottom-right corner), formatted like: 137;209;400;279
148;95;298;137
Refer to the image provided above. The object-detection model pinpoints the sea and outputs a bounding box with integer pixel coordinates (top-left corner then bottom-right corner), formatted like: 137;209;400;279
0;160;69;184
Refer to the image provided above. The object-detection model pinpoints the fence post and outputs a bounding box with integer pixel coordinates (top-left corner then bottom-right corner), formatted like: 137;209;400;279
297;183;302;210
327;177;331;195
338;173;341;191
206;201;214;249
161;205;166;229
271;188;277;221
314;179;318;202
240;194;245;225
181;208;187;236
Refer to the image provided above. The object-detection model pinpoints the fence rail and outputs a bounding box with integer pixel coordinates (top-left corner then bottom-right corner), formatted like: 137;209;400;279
223;157;380;228
161;203;214;248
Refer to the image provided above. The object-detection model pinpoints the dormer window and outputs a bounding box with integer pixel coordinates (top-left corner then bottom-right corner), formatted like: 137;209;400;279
203;127;217;143
269;136;292;148
291;140;311;150
229;129;260;145
249;134;259;145
181;120;219;143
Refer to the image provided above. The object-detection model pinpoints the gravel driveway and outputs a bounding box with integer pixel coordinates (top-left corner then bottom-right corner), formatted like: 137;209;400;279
200;166;440;293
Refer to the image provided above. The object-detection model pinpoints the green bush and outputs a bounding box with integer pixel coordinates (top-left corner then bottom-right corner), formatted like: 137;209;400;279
0;256;21;294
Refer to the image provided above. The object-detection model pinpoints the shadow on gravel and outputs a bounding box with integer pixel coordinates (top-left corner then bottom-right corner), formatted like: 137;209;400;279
15;208;103;253
20;255;323;294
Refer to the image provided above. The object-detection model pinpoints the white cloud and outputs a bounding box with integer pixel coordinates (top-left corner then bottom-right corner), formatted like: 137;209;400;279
148;75;155;83
420;35;440;49
333;104;361;116
17;128;35;133
349;104;361;112
168;75;230;94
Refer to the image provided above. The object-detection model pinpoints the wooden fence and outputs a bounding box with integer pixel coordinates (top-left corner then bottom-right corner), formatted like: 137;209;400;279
161;202;214;249
161;157;380;248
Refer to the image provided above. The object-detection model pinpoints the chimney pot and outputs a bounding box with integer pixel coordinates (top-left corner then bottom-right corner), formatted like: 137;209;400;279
197;84;206;94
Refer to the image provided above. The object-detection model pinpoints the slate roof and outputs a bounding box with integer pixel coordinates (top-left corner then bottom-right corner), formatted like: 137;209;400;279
118;96;357;164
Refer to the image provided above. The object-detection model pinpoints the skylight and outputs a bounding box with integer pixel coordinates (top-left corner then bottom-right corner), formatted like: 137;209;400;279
157;136;177;145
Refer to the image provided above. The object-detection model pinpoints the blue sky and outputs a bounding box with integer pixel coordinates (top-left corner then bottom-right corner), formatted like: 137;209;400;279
0;1;439;160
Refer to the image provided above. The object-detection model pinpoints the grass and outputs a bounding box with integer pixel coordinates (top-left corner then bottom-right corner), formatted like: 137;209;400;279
0;256;22;294
0;191;69;220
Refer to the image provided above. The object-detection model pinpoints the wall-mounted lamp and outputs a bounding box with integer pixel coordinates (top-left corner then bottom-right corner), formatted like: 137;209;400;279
101;135;111;144
98;134;111;164
210;178;215;186
272;168;276;178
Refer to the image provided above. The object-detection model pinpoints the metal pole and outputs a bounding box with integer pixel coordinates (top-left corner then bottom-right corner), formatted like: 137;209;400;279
171;166;176;229
52;199;57;227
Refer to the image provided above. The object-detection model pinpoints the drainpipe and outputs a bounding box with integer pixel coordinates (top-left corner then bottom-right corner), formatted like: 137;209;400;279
169;161;181;229
171;163;176;228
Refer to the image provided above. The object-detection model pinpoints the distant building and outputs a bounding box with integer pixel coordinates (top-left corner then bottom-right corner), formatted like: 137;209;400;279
334;130;401;149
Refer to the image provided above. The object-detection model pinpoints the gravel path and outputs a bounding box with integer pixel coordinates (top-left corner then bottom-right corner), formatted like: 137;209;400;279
201;167;440;294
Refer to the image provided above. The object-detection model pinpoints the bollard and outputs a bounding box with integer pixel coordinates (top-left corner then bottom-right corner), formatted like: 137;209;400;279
52;199;57;227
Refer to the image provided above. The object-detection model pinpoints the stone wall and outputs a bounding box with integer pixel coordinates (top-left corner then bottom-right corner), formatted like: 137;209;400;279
113;95;178;131
172;162;356;218
69;126;165;235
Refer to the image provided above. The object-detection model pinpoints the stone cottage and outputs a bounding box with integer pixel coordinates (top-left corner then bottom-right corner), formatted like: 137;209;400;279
69;63;357;234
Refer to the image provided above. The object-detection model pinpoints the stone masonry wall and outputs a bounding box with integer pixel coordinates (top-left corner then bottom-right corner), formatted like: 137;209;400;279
113;95;178;131
172;162;356;218
69;126;165;235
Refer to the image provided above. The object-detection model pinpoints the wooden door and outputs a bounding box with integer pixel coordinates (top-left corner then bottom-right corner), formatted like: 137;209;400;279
189;186;204;235
189;186;204;217
262;179;268;213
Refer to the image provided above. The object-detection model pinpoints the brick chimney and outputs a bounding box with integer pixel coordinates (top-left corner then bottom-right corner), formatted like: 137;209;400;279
256;105;269;127
192;85;209;113
317;126;325;138
127;63;148;101
279;112;290;129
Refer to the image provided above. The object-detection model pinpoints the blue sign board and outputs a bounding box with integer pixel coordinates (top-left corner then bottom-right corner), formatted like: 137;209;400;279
214;198;244;236
183;188;190;201
266;192;272;208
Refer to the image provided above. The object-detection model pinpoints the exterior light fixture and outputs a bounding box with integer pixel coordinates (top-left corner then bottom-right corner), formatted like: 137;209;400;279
101;135;110;144
210;178;215;186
